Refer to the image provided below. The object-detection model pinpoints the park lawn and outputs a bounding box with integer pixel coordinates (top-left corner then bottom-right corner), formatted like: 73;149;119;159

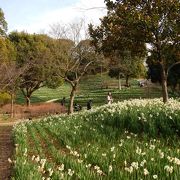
15;74;162;107
16;83;71;104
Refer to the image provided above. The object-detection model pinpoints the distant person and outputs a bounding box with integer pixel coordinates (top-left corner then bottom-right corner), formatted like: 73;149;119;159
87;100;92;110
140;82;144;87
107;92;113;104
78;104;82;111
60;97;66;106
74;103;78;111
74;103;82;111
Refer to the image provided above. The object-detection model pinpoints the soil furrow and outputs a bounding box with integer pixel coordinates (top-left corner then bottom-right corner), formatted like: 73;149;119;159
0;126;13;180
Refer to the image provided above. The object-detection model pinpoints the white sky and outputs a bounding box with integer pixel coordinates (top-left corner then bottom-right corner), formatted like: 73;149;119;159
1;0;107;34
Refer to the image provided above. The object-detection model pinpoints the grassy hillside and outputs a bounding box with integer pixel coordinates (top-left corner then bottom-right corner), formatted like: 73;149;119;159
16;74;162;107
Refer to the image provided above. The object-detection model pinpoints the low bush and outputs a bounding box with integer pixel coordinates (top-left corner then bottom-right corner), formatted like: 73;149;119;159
0;92;11;106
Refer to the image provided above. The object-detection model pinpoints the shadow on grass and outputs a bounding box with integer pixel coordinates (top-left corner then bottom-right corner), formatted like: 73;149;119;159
15;95;46;105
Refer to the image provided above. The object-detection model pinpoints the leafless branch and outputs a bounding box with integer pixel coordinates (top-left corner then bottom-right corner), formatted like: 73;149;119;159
167;61;180;76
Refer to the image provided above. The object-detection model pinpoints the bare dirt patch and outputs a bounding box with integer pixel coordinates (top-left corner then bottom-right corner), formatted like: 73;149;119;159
0;125;13;180
0;102;66;120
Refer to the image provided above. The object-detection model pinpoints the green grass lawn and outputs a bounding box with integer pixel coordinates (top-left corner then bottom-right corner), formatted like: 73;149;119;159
15;74;162;108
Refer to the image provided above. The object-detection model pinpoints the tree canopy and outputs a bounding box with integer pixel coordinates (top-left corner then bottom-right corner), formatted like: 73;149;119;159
9;32;62;106
49;20;100;114
0;37;17;92
89;0;180;102
109;51;146;86
51;37;97;113
0;8;7;36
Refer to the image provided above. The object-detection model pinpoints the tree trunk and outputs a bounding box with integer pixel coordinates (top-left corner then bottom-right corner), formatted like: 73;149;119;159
118;73;122;90
10;93;14;118
68;85;77;114
21;89;31;107
161;65;168;103
100;64;102;77
156;37;169;103
26;96;31;107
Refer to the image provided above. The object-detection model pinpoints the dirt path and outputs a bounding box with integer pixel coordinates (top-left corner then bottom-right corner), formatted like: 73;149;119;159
0;123;14;180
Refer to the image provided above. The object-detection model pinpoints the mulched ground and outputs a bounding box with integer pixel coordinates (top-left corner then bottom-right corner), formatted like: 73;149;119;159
0;124;14;180
1;103;66;119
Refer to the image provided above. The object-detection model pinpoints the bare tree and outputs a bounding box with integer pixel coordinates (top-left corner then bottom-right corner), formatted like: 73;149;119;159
49;18;90;43
50;19;97;114
0;62;28;117
49;22;68;39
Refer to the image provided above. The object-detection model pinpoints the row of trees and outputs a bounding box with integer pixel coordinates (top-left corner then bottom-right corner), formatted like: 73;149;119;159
0;6;147;115
0;10;104;114
0;0;179;115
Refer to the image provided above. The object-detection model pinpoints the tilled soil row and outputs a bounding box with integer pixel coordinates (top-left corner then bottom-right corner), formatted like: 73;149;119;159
0;125;13;180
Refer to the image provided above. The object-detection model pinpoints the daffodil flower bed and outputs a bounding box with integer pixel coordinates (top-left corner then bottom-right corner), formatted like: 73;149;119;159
12;98;180;179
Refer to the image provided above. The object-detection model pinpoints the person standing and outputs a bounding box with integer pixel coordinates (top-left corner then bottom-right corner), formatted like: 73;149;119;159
107;92;113;104
60;97;66;106
87;100;92;110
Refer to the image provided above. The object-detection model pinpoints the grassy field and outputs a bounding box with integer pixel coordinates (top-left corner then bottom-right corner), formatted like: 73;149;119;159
15;74;162;108
12;98;180;179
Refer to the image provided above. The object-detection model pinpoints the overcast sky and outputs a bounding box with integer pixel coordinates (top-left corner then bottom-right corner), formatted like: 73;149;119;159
1;0;107;34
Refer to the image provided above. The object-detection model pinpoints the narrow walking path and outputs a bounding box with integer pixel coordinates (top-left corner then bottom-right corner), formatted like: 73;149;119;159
0;124;14;180
46;98;59;103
